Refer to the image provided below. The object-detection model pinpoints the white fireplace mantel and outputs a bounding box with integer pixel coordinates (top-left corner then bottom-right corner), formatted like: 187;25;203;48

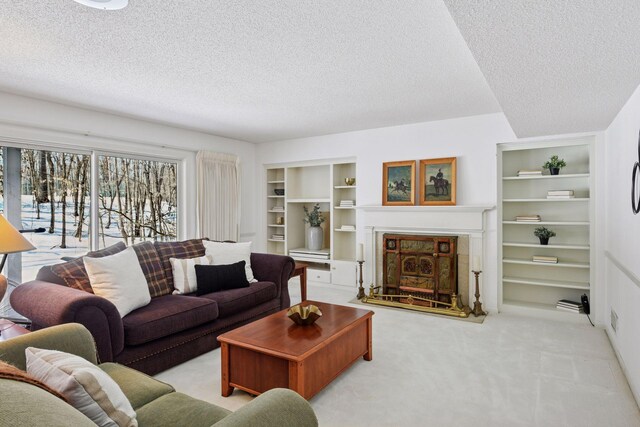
358;204;495;308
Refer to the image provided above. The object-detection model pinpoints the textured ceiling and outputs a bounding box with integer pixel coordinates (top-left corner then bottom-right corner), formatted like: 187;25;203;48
0;0;500;143
444;0;640;138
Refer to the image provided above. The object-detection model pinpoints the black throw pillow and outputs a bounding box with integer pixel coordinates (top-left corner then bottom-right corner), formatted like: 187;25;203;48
195;261;250;295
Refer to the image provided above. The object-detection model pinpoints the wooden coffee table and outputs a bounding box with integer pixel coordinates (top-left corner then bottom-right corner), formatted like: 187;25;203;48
218;301;373;400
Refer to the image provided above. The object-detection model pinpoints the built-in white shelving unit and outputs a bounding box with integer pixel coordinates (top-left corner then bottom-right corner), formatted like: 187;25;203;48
265;159;357;287
498;136;595;320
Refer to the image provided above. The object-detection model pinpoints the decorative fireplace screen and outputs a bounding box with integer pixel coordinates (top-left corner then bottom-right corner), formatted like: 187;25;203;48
382;234;457;303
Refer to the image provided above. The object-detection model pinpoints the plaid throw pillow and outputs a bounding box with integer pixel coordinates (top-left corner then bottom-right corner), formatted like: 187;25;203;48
154;239;207;290
131;241;171;298
49;242;126;293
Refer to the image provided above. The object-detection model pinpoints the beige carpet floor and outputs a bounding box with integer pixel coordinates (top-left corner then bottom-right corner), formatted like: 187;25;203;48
155;279;640;427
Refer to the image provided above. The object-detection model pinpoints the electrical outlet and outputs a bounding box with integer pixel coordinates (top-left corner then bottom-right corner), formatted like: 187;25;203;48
611;309;619;333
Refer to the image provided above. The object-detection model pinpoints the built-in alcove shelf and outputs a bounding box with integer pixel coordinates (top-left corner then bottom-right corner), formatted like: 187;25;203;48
503;258;589;269
503;198;589;203
498;135;595;321
503;242;589;250
503;276;590;290
502;173;590;181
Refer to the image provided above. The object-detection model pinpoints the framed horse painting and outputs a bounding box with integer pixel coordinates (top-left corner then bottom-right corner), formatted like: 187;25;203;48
419;157;457;206
382;160;416;206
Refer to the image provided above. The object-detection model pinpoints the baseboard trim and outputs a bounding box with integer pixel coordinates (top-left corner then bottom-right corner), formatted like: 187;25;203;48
605;328;640;410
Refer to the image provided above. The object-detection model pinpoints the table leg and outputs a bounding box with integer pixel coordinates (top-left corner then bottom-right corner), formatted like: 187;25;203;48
364;317;373;361
300;267;307;302
220;343;234;396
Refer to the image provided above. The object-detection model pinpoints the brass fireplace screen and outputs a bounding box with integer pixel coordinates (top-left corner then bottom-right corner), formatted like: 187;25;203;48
362;233;470;318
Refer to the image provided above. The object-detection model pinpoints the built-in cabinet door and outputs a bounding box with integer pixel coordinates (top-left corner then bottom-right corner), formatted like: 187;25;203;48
331;260;357;287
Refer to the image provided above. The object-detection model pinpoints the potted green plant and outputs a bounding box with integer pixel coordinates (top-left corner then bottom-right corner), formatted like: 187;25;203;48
303;204;325;250
534;227;556;245
542;155;567;175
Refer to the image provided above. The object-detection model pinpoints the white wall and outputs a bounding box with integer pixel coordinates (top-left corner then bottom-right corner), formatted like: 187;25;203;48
256;113;516;311
0;91;257;240
603;83;640;404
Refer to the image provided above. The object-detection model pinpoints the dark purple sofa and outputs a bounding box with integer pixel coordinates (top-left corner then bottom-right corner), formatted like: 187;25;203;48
10;239;294;375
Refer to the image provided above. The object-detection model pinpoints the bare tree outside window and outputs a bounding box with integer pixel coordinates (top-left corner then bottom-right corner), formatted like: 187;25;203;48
98;155;177;248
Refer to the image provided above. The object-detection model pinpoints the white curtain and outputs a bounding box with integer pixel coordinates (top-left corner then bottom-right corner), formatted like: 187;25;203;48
197;151;240;241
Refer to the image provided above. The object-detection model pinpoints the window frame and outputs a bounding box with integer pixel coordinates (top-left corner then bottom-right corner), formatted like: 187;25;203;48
0;138;187;255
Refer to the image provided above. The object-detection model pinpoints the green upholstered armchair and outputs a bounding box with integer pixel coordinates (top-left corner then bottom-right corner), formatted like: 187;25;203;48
0;323;318;427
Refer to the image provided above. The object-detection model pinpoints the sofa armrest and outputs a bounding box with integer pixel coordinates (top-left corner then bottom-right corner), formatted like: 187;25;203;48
213;389;318;427
0;323;98;370
10;281;124;362
250;253;295;309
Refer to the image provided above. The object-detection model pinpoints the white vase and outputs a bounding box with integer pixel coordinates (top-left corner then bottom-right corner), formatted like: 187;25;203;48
308;226;324;250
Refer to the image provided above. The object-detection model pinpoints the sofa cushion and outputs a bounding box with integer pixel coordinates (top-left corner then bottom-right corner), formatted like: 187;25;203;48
100;363;174;411
154;239;207;291
26;347;137;427
46;242;126;292
132;241;172;298
200;281;277;318
136;392;230;427
84;246;152;317
194;261;249;296
122;295;219;346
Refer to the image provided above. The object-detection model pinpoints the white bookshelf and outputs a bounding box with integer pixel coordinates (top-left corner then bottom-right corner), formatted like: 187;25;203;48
498;136;595;319
264;159;357;287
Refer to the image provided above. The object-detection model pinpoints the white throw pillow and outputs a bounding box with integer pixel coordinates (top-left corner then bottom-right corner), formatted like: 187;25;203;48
26;347;137;427
202;240;257;283
170;255;213;294
84;247;151;317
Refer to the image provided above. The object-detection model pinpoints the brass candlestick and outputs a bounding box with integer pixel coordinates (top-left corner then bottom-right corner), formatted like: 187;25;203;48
472;270;486;317
357;260;365;299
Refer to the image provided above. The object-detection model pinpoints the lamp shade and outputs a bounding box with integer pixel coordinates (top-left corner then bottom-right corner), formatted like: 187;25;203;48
0;214;36;254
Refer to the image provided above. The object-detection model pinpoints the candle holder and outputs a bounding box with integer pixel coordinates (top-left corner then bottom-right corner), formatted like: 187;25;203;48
471;270;486;317
357;260;365;299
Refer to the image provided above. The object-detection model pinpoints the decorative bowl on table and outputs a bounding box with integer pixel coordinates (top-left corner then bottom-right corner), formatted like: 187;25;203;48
287;304;322;326
344;178;356;186
274;189;285;196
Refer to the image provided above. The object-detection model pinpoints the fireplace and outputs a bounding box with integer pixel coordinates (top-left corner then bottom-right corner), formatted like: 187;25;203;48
359;205;494;313
382;234;457;305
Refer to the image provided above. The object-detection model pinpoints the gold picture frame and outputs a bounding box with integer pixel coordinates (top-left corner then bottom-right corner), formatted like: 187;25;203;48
419;157;457;206
382;160;416;206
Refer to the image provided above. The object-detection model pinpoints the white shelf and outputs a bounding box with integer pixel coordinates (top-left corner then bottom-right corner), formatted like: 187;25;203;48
503;258;590;269
334;185;357;189
268;224;285;228
503;276;590;290
334;206;356;210
502;221;589;225
503;242;589;250
267;239;285;243
268;195;285;199
287;198;331;203
502;173;590;180
334;228;356;233
503;198;589;202
268;210;286;213
267;180;285;184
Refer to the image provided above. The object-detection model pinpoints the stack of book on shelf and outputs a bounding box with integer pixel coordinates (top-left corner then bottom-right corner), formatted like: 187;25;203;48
517;169;542;177
515;215;541;222
547;190;575;199
339;225;355;231
271;206;285;212
271;234;284;241
532;255;558;264
339;200;355;208
556;299;584;313
289;248;330;260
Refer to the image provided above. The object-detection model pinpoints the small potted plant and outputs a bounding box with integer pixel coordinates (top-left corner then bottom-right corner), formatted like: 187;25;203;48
542;155;567;175
534;227;556;245
303;204;325;250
